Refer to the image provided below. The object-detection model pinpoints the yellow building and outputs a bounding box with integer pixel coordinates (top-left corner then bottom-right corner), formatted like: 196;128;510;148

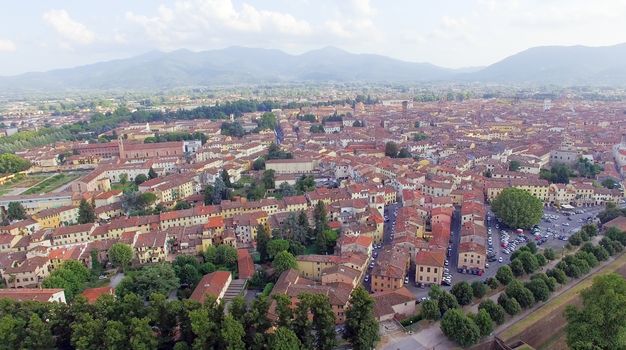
32;206;79;229
415;249;445;286
296;255;342;281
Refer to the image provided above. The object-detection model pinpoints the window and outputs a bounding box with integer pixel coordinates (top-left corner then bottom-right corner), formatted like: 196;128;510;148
420;266;423;272
426;276;430;282
434;268;438;273
427;267;430;273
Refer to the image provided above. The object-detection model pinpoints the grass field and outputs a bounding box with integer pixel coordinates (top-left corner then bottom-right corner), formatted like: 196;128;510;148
22;173;80;194
499;252;626;342
0;174;49;195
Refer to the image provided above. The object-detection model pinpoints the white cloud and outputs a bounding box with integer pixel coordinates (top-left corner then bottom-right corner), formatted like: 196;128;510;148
0;39;16;52
42;9;95;45
126;0;312;49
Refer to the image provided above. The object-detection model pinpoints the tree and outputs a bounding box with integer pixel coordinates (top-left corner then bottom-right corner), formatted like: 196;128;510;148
451;281;474;306
544;248;556;260
517;251;539;274
496;265;514;285
203;185;214;205
221;169;232;188
440;309;480;347
397;148;412;158
256;224;270;263
119;173;129;184
6;201;26;221
78;198;96;224
565;273;626;350
130;317;158;350
421;299;441;320
42;260;91;301
108;243;133;270
267;239;290;259
148;167;158;179
262;169;275;190
21;313;55;350
103;320;127;350
308;294;337;350
505;280;535;308
174;201;191;210
510;258;525;277
491;188;543;229
486;277;499;290
273;251;297;275
313;201;330;253
293;296;314;349
508;160;521;171
437;292;460;316
498;294;521;316
0;153;31;173
252;157;265;171
471;309;494;337
471;281;488;299
269;327;302;350
344;287;380;350
273;294;293;329
525;278;550;302
215;244;238;268
478;299;506;325
220;315;246;350
116;263;180;300
134;174;148;185
384;141;398;158
547;268;568;285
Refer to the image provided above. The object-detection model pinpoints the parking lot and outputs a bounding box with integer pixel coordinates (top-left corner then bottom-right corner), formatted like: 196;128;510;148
367;203;607;301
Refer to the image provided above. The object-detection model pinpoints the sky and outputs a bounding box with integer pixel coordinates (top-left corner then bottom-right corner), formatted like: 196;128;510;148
1;0;626;76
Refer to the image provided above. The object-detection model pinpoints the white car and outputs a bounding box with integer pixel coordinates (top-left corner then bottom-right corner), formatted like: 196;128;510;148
364;275;370;282
404;276;409;284
498;257;503;263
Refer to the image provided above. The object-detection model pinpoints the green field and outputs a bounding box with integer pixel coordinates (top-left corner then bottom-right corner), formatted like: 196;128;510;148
22;173;80;194
0;174;49;195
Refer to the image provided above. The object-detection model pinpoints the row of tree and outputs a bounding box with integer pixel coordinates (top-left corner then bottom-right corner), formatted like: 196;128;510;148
435;229;623;348
0;283;379;350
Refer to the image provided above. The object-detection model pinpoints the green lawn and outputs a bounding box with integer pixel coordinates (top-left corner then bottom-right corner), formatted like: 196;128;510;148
22;173;80;194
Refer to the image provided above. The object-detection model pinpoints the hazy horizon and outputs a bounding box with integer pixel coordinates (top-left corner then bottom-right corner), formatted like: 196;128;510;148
1;0;626;75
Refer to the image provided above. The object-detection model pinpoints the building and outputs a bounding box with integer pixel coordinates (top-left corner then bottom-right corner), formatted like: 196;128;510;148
371;287;417;321
266;159;316;174
415;249;445;286
0;288;66;303
190;271;232;303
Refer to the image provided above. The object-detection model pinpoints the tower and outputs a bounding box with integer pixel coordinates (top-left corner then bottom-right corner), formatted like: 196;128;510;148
118;135;125;159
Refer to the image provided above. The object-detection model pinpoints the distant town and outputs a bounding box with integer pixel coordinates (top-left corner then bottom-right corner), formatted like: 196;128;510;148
0;87;625;350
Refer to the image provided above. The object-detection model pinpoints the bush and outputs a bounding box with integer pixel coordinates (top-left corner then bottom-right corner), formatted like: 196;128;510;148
400;313;422;326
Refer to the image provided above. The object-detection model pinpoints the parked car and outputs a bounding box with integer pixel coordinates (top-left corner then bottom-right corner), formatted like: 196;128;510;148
498;257;504;263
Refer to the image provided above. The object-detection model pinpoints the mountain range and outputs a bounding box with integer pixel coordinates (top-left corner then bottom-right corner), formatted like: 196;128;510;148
2;43;626;91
